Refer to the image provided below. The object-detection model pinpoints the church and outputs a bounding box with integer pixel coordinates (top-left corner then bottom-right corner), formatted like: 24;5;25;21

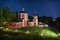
11;8;48;28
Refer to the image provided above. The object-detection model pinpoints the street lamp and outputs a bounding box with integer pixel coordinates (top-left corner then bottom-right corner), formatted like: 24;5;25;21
14;29;18;32
0;27;3;29
6;28;8;30
58;33;60;36
25;30;30;34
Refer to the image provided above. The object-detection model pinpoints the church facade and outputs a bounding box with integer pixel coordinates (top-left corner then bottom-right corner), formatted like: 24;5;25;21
11;8;48;28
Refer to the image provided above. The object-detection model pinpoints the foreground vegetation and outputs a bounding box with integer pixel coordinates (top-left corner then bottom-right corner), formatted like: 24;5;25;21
0;27;59;40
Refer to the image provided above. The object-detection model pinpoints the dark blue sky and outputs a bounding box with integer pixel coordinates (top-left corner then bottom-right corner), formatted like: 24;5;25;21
0;0;60;18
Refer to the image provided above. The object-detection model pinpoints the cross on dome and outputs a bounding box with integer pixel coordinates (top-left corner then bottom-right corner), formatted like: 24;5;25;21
19;8;27;13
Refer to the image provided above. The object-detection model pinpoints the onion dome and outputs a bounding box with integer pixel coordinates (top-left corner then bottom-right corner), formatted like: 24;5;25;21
19;8;27;13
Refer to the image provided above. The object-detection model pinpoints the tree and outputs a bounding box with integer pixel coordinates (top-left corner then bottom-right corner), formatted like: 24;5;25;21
56;17;60;32
0;6;17;27
39;16;47;23
7;11;17;22
3;6;11;21
3;6;17;22
0;7;6;26
56;17;60;22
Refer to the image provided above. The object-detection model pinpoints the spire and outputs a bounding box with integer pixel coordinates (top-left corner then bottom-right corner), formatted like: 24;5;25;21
22;8;24;11
34;11;37;16
35;11;37;13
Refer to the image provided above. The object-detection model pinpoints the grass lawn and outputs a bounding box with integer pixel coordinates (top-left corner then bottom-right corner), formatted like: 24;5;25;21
0;26;59;40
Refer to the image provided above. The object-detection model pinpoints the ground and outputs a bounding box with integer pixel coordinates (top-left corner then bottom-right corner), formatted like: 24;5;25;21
0;26;59;40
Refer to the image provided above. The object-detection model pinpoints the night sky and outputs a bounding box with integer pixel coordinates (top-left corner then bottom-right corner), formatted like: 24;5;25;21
0;0;60;18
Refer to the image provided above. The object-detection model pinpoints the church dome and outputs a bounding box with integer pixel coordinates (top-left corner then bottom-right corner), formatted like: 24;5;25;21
19;11;27;13
19;8;27;13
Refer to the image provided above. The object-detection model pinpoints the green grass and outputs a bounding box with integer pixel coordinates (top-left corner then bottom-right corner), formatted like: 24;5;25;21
0;26;59;39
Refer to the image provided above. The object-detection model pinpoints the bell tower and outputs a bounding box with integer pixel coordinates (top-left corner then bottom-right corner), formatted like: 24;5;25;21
33;11;38;26
18;8;28;27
